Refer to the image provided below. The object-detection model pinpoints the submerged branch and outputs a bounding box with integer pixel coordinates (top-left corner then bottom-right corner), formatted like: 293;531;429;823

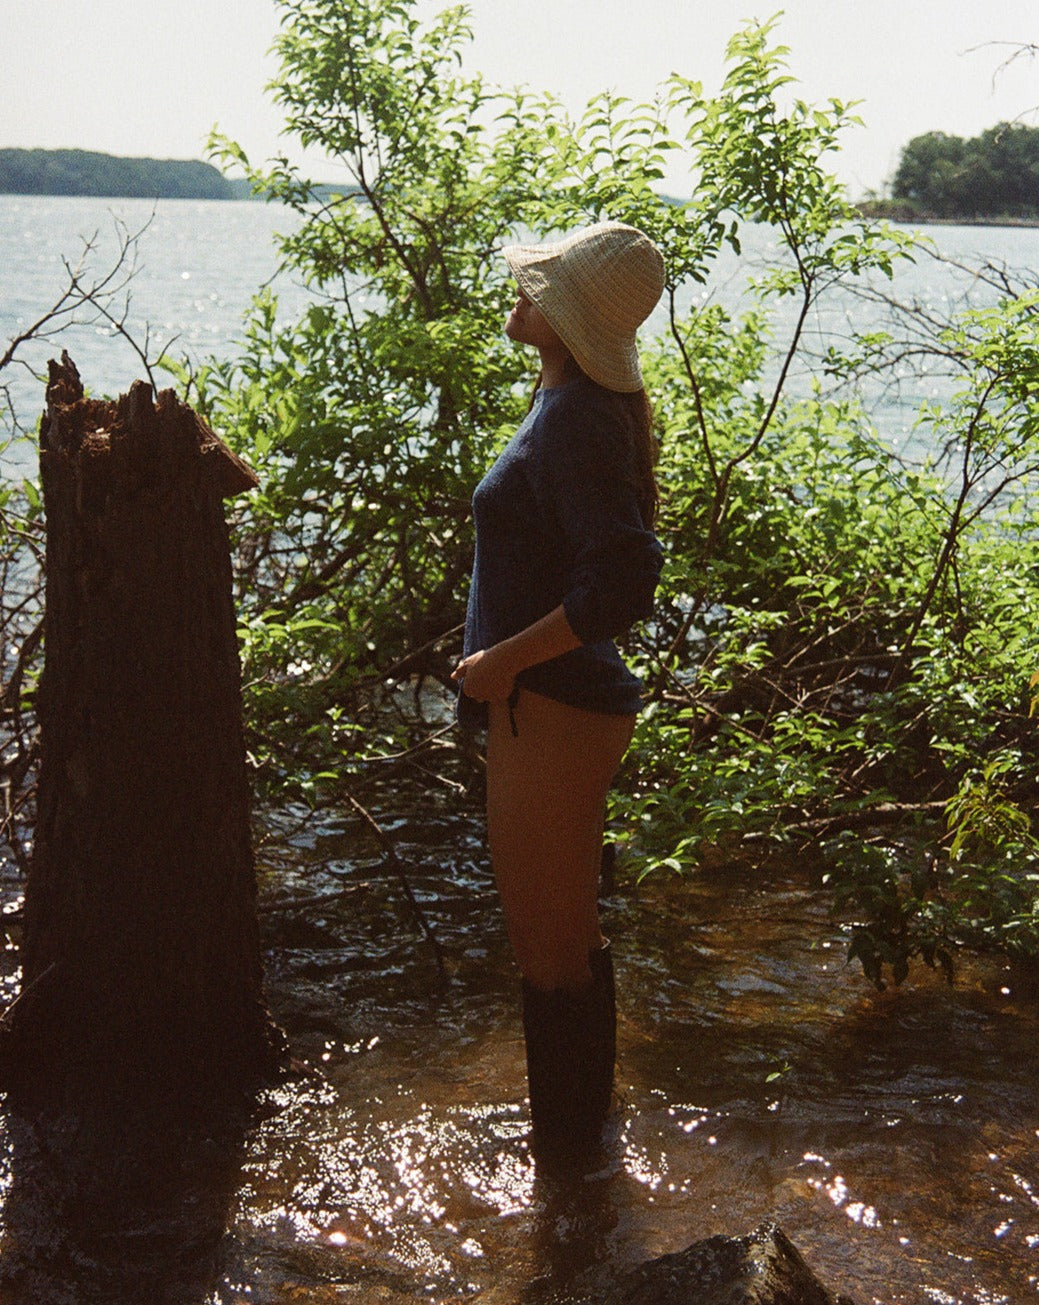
345;793;449;983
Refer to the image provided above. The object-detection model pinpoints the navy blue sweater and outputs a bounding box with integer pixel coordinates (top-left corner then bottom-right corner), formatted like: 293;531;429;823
458;374;663;730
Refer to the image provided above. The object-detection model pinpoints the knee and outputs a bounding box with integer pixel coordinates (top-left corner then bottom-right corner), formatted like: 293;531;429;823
510;926;597;991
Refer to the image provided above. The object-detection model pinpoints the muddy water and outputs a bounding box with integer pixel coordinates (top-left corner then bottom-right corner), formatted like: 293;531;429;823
2;796;1039;1304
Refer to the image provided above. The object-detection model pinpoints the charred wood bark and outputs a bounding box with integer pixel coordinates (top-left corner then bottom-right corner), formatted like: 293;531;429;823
0;353;286;1100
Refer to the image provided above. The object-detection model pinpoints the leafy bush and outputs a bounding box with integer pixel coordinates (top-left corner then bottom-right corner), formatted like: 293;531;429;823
180;2;1039;984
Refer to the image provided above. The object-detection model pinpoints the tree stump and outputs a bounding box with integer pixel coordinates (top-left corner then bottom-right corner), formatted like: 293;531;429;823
1;353;285;1099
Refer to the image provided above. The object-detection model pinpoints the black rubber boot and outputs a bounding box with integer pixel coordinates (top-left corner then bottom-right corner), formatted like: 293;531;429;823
587;940;616;1119
521;942;616;1158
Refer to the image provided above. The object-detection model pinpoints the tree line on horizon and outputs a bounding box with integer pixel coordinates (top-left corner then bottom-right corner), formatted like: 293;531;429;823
889;122;1039;220
4;126;1039;220
0;147;365;203
0;148;247;200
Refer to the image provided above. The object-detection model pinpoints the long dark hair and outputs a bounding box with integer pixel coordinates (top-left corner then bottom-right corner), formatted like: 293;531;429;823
617;385;659;529
531;356;659;528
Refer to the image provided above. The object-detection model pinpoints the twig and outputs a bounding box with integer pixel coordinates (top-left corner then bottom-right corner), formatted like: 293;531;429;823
345;793;448;982
357;722;456;765
0;962;57;1031
742;800;949;845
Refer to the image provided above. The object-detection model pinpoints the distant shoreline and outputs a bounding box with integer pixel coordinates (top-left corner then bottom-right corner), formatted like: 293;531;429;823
0;148;362;203
4;150;1038;227
854;199;1039;229
0;147;247;201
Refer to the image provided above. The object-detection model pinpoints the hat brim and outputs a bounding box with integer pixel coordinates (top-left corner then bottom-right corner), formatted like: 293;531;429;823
503;240;645;393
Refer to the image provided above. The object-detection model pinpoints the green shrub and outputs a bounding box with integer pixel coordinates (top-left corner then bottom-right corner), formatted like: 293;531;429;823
186;0;1039;983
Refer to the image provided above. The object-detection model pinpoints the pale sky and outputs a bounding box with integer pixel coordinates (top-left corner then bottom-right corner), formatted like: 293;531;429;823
4;0;1038;198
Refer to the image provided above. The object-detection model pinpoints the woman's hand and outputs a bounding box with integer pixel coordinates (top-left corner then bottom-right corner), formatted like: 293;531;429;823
451;644;518;703
452;608;581;703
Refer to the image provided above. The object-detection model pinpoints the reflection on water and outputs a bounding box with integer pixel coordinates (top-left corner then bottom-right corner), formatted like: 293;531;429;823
1;797;1038;1302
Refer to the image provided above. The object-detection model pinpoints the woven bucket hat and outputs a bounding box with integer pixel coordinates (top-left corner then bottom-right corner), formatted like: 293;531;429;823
503;221;665;393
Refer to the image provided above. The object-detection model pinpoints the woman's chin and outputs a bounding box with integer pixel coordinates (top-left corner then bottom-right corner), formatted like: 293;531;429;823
505;313;530;342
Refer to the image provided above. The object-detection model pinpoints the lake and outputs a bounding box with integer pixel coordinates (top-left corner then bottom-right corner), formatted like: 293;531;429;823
2;195;1039;1304
3;193;1039;456
0;195;311;454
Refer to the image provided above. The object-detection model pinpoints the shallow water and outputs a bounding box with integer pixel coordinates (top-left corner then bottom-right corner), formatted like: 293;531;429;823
2;797;1038;1303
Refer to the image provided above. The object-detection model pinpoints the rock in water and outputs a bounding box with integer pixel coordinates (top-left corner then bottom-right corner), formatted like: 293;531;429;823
605;1222;858;1305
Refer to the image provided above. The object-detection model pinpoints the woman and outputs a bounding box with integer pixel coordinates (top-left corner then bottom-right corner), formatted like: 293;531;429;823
452;221;665;1156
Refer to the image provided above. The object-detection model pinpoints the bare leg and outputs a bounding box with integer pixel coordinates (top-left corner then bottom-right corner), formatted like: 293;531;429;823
486;690;635;990
486;690;635;1152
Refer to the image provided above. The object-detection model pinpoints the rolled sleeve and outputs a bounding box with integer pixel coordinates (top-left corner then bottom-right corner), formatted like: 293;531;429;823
562;520;663;643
